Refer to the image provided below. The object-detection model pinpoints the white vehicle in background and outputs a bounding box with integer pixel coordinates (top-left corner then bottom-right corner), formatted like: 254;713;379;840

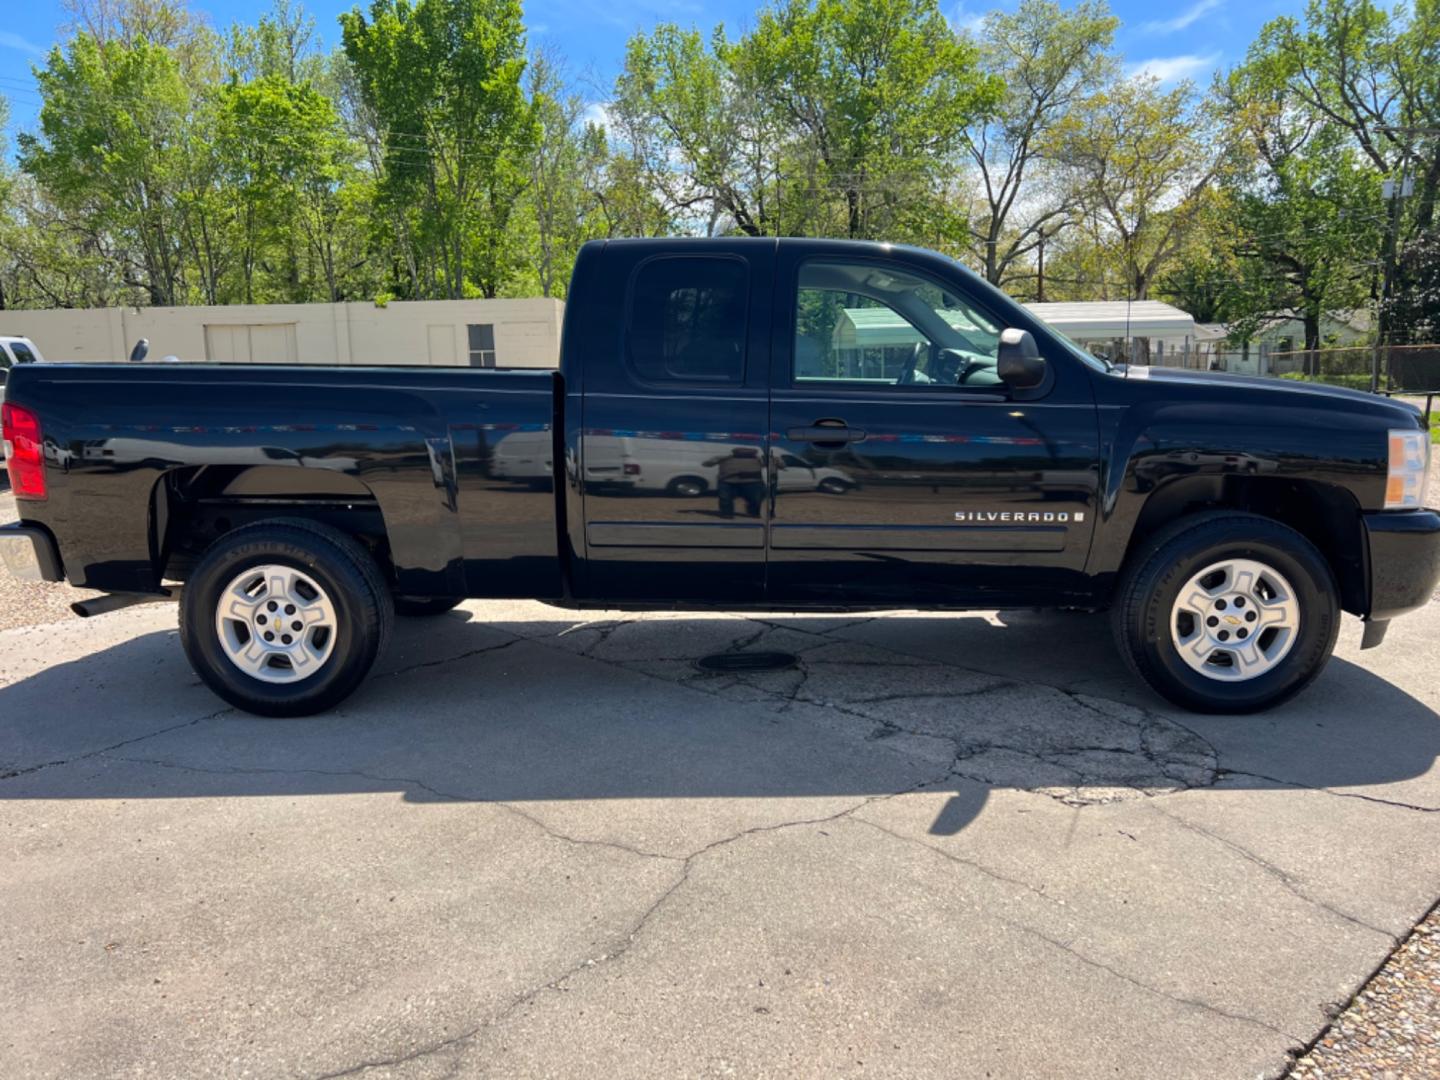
1;336;45;462
583;435;857;497
482;429;861;497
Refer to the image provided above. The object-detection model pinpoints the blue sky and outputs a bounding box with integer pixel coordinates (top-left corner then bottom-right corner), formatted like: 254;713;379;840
0;0;1303;144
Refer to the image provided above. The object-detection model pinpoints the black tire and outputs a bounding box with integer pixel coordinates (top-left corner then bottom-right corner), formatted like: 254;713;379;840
179;519;393;717
1111;511;1340;713
666;476;708;498
394;595;464;617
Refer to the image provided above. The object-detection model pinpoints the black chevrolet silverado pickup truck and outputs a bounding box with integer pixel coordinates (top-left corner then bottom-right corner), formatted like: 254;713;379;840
3;238;1437;716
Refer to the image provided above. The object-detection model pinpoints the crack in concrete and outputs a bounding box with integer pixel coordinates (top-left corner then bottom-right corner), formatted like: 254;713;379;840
0;706;232;782
1012;921;1303;1042
307;776;952;1079
101;754;678;863
1142;803;1398;942
372;612;1214;820
373;637;520;679
853;812;1307;1044
1218;769;1440;814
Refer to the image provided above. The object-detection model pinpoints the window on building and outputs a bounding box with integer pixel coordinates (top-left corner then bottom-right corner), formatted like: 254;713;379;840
628;257;748;383
468;324;497;368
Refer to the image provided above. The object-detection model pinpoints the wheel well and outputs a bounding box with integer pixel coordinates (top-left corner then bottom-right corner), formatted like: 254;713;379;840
152;465;392;584
1126;475;1367;614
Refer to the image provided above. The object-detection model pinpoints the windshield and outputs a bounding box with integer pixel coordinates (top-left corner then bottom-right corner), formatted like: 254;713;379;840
1045;325;1114;373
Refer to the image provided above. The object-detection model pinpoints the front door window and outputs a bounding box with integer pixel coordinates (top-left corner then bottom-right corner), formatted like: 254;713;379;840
795;261;1004;390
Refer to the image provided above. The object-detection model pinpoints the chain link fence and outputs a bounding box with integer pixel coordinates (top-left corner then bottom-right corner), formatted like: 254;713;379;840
1260;345;1440;393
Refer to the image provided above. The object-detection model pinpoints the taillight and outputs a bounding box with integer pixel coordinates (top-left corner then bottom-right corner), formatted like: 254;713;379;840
2;402;47;500
623;462;641;476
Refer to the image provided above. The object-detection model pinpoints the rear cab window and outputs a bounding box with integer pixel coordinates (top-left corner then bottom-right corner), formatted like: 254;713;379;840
627;257;749;385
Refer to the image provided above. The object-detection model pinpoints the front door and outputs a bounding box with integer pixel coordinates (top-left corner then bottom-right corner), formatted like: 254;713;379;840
766;249;1101;607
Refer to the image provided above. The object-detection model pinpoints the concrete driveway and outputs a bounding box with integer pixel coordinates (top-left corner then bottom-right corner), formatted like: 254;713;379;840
3;579;1439;1077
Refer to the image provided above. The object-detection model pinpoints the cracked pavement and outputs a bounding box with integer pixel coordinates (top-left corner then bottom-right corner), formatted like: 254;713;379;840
2;589;1439;1079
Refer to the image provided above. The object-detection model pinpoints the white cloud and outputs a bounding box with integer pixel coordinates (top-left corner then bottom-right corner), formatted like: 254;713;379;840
946;3;987;34
1126;52;1221;85
0;31;45;57
581;102;612;130
1142;0;1224;34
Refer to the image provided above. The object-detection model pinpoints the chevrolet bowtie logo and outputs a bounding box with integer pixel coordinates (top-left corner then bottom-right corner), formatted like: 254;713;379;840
1224;615;1241;625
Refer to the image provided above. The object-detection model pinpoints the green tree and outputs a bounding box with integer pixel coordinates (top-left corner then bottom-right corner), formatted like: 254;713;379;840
20;34;195;305
1255;0;1439;344
612;0;998;240
341;0;538;299
522;49;608;298
1384;231;1440;345
611;25;758;235
963;0;1118;289
739;0;999;239
1050;77;1220;305
1216;52;1381;349
216;75;354;302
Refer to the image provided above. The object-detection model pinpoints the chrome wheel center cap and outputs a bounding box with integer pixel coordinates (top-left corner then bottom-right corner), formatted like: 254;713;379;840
215;564;338;684
1170;557;1301;682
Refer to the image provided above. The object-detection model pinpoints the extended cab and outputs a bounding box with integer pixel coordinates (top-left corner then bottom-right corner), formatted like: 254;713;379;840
2;239;1437;716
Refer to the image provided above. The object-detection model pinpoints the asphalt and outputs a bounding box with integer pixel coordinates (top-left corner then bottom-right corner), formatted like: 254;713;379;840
2;500;1439;1077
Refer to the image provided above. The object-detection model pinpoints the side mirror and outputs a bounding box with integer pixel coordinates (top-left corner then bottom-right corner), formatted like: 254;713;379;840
997;328;1047;391
0;368;8;387
129;338;150;363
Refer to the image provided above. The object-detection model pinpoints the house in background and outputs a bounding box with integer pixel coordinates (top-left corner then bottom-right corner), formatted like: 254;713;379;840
1023;301;1197;365
1195;309;1373;374
827;299;1199;374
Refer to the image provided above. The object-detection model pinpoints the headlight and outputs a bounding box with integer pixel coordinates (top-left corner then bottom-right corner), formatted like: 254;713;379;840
1385;429;1431;509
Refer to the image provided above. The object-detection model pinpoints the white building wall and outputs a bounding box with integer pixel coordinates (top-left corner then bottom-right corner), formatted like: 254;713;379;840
2;298;565;368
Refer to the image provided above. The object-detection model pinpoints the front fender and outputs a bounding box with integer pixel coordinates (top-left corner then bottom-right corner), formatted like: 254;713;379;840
1087;391;1388;580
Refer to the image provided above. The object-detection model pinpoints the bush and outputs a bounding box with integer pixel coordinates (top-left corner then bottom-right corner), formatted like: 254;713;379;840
1278;371;1374;391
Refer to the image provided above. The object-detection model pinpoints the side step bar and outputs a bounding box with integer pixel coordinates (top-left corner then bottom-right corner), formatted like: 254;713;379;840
71;587;181;619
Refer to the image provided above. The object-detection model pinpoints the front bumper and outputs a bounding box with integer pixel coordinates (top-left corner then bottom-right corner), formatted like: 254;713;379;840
1364;508;1440;621
0;523;63;583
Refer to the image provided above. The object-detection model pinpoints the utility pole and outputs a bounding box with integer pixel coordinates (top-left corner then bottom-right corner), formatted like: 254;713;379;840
1036;233;1046;303
1373;172;1412;393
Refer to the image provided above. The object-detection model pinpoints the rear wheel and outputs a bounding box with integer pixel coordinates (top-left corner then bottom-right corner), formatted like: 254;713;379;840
666;476;708;498
180;519;392;717
394;595;464;617
1111;511;1339;713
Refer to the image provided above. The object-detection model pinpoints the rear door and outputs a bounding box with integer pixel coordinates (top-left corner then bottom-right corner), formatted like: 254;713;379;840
577;241;774;602
766;245;1101;607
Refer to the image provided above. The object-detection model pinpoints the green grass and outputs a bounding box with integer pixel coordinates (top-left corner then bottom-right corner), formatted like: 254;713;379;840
1278;371;1375;391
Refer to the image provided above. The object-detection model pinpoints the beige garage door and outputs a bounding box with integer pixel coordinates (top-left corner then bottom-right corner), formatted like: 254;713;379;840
204;324;299;364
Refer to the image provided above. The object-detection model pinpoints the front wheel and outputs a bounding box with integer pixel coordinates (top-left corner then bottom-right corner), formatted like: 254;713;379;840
1111;511;1339;713
179;519;393;717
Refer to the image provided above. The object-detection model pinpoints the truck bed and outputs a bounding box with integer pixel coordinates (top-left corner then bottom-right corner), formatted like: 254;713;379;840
7;363;562;598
